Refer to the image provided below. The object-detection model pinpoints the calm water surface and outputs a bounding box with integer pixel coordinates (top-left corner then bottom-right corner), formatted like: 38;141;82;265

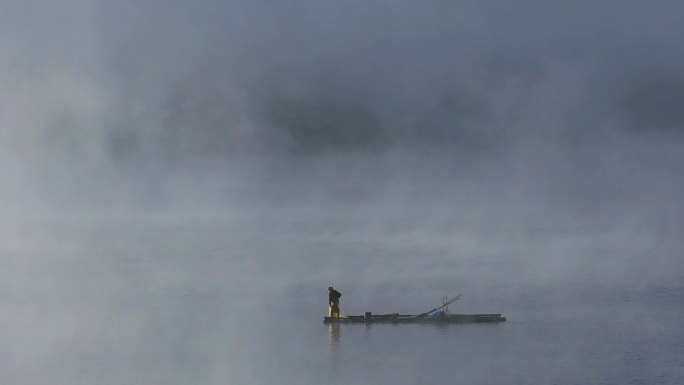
2;213;682;384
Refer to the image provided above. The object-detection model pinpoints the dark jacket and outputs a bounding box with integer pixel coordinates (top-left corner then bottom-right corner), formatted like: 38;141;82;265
328;289;341;305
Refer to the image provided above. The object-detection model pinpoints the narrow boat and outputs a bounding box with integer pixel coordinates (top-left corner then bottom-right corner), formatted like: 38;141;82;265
323;294;506;324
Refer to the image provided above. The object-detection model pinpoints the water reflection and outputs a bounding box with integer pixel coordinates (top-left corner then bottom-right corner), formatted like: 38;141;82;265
328;323;340;350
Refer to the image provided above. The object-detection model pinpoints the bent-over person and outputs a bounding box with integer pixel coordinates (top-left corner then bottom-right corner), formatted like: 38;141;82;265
328;286;341;318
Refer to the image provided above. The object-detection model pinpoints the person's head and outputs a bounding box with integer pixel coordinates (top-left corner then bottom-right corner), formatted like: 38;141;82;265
328;286;333;291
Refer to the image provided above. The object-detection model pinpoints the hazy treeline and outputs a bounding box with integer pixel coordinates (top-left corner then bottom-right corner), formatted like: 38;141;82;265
1;0;683;209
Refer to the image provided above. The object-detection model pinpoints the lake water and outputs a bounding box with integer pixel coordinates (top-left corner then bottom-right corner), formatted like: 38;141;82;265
2;207;682;385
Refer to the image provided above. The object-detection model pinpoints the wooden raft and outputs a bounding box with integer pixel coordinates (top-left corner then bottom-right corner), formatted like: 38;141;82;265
324;312;506;324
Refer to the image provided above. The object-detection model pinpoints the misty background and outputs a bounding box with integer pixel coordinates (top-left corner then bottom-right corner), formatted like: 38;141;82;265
1;1;683;384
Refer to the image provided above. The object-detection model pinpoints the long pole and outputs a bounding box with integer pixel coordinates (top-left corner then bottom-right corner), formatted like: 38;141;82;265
414;294;462;318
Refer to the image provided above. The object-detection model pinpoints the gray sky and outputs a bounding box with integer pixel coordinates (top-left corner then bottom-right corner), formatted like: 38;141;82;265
1;0;684;210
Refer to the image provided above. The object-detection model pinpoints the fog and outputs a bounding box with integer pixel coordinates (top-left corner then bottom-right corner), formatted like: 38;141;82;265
1;1;683;384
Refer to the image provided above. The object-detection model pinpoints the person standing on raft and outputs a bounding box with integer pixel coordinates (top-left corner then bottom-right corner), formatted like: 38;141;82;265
328;286;342;318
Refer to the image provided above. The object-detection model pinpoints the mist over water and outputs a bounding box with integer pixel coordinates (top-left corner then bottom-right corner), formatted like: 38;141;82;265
2;1;684;384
